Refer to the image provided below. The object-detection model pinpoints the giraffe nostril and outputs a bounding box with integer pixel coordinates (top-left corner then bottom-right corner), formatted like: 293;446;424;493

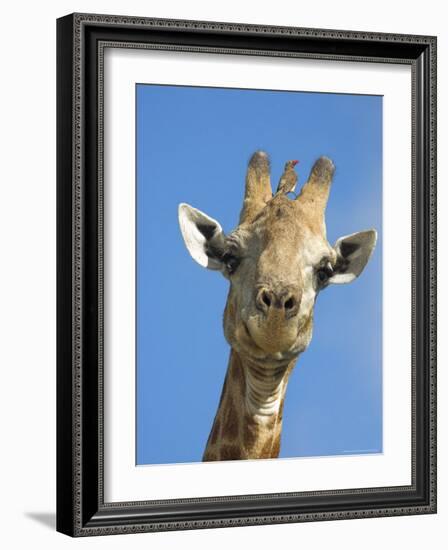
284;297;295;310
256;289;273;313
261;291;271;308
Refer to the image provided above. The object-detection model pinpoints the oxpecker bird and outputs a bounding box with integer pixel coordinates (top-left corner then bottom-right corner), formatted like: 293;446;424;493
276;160;299;195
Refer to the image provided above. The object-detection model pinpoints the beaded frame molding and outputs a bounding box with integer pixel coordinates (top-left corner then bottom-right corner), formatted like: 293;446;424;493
56;13;437;537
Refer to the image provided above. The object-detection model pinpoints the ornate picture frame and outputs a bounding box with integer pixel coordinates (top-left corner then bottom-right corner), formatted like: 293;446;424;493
57;13;436;537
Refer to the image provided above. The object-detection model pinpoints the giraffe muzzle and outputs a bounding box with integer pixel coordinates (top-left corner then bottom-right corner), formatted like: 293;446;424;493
255;285;301;320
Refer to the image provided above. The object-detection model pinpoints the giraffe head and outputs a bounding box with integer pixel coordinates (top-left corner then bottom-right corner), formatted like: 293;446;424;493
178;151;377;365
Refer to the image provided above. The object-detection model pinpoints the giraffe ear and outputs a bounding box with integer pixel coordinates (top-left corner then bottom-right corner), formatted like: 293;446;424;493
330;229;377;284
178;203;226;270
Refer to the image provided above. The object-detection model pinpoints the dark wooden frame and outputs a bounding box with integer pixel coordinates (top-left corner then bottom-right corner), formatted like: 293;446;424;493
57;13;437;537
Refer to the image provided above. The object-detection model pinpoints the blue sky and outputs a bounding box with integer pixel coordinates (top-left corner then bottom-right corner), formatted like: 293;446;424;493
136;84;382;465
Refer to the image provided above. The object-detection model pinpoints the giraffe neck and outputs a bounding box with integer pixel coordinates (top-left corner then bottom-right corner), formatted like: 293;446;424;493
203;349;296;461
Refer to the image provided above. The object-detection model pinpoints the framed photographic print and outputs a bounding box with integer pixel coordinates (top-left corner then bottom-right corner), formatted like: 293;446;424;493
56;13;437;537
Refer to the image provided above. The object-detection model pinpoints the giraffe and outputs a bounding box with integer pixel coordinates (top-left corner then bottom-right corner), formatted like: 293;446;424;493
178;151;377;461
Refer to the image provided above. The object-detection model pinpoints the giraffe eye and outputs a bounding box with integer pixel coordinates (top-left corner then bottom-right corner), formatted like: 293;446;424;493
222;253;240;275
316;265;333;286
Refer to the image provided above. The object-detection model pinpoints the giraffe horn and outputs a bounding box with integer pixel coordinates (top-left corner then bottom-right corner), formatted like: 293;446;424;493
239;151;272;224
295;157;335;216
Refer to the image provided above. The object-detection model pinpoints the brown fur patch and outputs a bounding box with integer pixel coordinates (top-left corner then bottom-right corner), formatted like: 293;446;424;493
220;445;241;461
203;452;218;462
224;299;236;322
243;416;258;448
231;353;246;394
223;398;239;440
265;416;276;429
209;419;221;445
260;439;274;458
203;450;217;462
231;362;241;381
271;437;281;458
216;373;228;409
